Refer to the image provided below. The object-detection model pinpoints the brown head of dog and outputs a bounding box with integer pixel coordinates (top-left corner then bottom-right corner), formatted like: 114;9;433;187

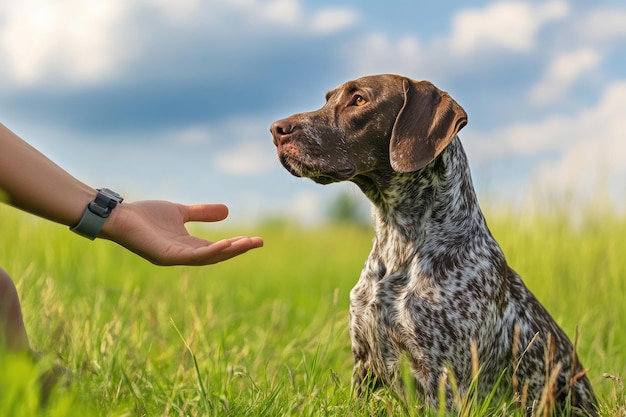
271;74;467;188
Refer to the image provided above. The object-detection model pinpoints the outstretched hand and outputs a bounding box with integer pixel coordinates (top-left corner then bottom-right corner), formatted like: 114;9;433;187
100;201;263;266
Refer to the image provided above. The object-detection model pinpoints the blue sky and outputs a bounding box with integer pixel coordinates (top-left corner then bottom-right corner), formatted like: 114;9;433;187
1;0;625;224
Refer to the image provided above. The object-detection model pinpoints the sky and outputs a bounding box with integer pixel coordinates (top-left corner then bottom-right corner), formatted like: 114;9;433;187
1;0;625;225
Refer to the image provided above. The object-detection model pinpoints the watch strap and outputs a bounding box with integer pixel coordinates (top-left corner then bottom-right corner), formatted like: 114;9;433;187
70;207;108;240
70;188;123;240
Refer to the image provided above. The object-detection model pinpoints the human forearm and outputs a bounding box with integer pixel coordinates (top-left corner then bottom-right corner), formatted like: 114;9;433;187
0;123;96;226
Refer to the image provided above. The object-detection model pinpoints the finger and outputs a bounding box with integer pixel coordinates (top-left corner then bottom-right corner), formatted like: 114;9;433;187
157;239;232;266
206;237;263;255
203;245;258;265
186;237;263;265
183;204;229;223
224;236;264;247
212;237;264;261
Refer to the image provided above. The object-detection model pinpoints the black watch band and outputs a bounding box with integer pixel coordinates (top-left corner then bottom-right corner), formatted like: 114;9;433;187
70;188;124;240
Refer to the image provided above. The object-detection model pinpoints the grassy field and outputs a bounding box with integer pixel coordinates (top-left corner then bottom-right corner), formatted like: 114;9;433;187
0;203;625;416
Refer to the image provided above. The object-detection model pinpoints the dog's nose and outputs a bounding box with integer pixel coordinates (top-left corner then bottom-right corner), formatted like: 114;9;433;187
270;118;298;146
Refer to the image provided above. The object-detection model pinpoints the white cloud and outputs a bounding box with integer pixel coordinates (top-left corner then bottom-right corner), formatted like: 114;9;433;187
465;81;626;198
258;0;302;26
346;33;426;78
529;48;603;105
289;190;325;224
147;0;203;24
524;5;626;107
343;0;572;82
534;133;626;203
0;0;128;86
215;140;277;176
448;0;569;55
311;8;358;34
0;0;358;88
172;126;215;145
581;8;626;43
249;0;358;34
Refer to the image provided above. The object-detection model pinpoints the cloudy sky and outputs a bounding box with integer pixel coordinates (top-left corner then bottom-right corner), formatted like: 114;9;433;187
1;0;625;224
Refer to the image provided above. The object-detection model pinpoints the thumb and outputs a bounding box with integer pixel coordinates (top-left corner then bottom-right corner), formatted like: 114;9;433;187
183;203;229;223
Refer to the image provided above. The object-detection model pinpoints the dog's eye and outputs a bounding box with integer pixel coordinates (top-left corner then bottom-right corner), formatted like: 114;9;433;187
353;95;368;106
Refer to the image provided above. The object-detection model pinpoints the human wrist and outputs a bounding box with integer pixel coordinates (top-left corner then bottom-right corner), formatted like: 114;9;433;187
98;199;128;241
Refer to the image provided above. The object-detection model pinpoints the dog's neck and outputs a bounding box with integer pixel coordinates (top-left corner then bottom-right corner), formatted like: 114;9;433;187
352;137;502;275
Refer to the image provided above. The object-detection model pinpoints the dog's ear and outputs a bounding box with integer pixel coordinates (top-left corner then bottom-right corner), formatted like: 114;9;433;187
390;79;467;173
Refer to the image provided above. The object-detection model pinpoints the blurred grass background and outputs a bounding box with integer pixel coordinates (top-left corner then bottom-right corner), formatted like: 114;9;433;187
0;200;625;416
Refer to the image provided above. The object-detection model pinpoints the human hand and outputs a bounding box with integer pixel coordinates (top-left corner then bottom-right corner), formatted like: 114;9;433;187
100;201;263;266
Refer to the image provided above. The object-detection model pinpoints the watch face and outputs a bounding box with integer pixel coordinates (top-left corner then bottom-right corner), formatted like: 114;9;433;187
91;189;123;217
98;188;124;203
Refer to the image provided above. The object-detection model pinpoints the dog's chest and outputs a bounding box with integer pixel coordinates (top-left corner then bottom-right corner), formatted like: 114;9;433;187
350;254;445;345
349;245;506;361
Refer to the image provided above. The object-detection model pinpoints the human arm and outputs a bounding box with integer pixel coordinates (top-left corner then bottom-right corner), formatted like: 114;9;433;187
0;123;96;225
0;123;263;265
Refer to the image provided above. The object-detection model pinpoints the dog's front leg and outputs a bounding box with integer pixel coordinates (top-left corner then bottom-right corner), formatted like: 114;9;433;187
349;277;384;395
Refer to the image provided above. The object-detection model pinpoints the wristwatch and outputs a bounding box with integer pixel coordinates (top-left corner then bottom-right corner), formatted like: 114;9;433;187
70;188;124;240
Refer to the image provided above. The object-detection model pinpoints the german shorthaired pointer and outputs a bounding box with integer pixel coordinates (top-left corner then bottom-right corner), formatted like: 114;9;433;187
270;74;596;415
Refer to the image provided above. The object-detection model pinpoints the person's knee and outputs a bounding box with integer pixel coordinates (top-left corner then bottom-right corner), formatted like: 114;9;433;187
0;267;30;350
0;267;10;280
0;268;19;301
0;268;22;314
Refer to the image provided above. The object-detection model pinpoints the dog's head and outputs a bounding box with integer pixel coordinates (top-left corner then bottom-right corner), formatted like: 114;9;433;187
270;74;467;184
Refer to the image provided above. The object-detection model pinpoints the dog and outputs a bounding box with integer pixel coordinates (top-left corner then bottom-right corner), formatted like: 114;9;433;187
270;74;596;415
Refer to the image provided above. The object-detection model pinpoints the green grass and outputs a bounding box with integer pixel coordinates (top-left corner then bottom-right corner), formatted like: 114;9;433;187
1;203;625;416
